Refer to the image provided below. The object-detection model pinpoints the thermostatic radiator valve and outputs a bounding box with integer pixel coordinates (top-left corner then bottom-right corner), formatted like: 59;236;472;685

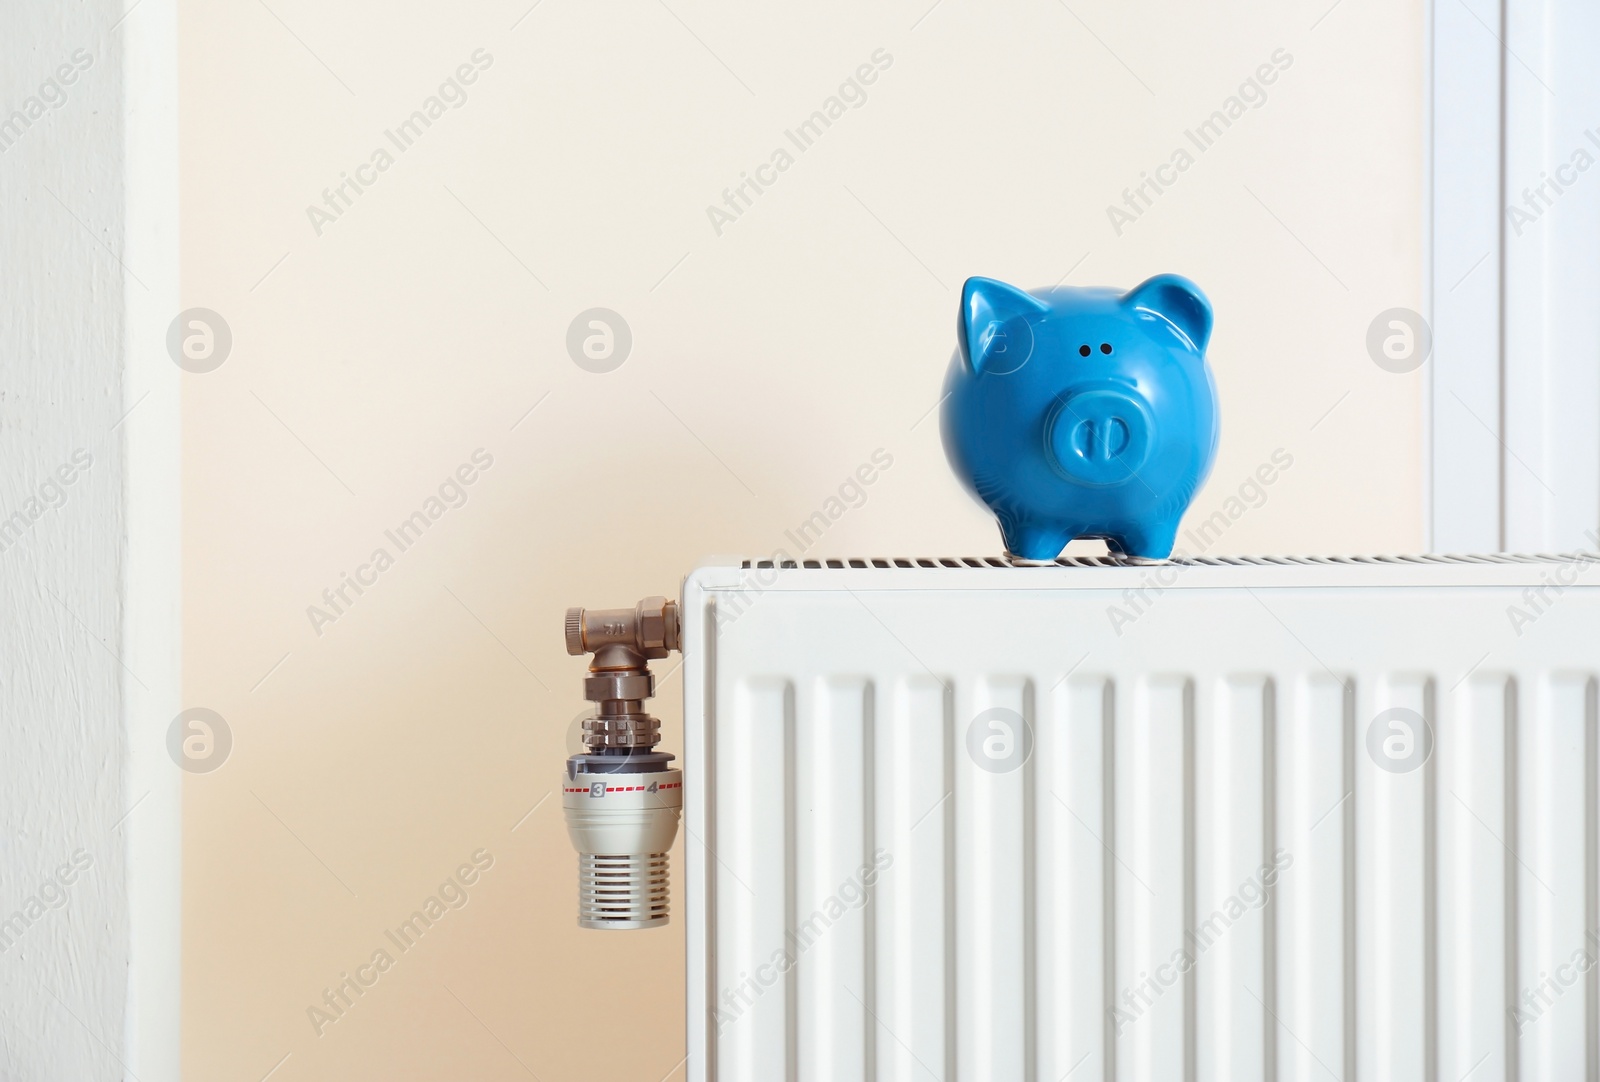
561;596;683;930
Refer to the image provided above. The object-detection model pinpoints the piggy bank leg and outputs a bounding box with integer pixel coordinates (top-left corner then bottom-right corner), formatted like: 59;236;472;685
1107;518;1180;560
1000;518;1072;561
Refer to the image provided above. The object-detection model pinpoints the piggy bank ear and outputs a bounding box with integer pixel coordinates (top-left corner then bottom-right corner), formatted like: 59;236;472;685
960;277;1049;374
1124;274;1213;354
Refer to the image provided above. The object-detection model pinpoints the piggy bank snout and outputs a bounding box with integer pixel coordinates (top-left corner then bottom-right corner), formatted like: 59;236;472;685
1046;388;1154;486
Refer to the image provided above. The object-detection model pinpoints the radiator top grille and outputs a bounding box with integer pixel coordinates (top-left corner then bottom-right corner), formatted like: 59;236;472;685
739;552;1599;570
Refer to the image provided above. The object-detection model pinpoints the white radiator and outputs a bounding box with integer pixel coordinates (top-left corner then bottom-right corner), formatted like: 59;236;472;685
679;554;1600;1082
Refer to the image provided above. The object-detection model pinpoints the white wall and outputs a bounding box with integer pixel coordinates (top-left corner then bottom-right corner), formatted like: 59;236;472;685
0;0;180;1078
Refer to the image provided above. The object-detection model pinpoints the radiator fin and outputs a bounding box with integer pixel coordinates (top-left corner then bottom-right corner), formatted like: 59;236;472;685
1275;674;1353;1081
1115;676;1194;1081
875;676;952;1081
1517;674;1597;1079
1439;674;1513;1081
1038;676;1113;1081
1358;674;1435;1080
1195;676;1273;1081
958;676;1035;1080
720;678;794;1081
798;677;873;1082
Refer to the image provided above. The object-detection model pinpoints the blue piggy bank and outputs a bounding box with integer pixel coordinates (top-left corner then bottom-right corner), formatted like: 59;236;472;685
941;274;1219;560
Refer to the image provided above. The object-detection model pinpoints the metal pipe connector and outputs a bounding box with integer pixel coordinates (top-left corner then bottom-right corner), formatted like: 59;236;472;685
565;597;678;752
566;596;679;662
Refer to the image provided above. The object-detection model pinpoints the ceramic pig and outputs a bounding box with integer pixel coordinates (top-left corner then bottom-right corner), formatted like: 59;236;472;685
941;274;1220;560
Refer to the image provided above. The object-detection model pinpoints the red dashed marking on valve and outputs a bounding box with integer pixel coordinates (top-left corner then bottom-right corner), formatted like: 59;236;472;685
563;781;681;790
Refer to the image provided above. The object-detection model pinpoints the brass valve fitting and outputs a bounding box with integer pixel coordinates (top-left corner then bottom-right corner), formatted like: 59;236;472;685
565;598;680;751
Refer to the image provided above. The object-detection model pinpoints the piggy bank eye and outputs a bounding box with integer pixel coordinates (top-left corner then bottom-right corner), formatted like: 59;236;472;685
1078;345;1091;357
1100;343;1113;354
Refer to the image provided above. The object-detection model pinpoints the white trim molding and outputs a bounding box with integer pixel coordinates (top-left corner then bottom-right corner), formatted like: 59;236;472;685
121;0;183;1076
1430;0;1600;552
0;1;181;1077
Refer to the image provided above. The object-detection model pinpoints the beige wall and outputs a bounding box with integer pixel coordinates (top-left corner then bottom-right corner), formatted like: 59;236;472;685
181;0;1423;1077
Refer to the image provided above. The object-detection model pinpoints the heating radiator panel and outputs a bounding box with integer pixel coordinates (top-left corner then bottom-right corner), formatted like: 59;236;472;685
680;559;1600;1082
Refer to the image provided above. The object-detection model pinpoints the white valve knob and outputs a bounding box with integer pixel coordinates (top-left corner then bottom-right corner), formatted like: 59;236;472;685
562;768;682;929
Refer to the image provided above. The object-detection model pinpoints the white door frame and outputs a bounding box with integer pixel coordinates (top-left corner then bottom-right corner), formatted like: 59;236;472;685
1429;0;1600;553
